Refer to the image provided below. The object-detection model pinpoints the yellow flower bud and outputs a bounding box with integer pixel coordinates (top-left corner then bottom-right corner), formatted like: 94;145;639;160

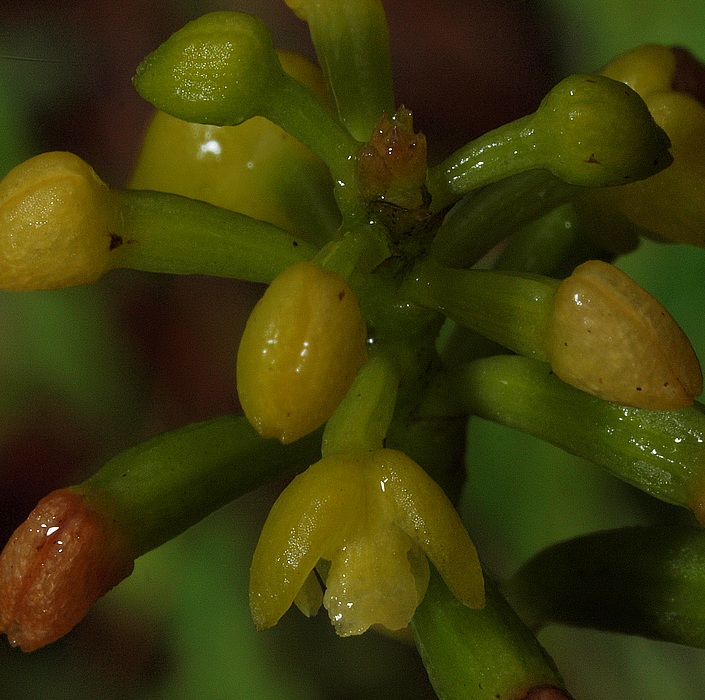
130;51;336;239
249;449;484;636
547;260;702;409
236;261;368;444
585;45;705;246
0;152;117;289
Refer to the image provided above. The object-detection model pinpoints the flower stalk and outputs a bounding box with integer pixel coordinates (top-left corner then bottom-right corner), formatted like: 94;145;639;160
411;569;570;700
284;0;395;142
427;74;673;211
420;355;705;520
0;415;323;652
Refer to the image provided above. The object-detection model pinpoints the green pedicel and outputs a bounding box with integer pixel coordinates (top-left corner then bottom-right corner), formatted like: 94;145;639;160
75;416;322;558
112;189;317;284
420;355;705;519
505;525;705;648
284;0;395;142
412;569;568;700
427;74;672;210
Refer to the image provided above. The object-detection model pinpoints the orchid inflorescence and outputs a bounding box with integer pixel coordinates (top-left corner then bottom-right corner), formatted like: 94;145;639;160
1;2;705;698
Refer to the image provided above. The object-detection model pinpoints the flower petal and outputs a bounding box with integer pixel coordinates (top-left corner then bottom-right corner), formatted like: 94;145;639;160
373;449;485;609
249;454;363;630
293;568;324;617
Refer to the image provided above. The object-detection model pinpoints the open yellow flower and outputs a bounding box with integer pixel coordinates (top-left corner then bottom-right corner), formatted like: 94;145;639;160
249;448;484;636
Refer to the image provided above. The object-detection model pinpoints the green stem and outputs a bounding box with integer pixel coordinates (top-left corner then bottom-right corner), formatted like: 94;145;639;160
286;0;395;141
76;415;322;558
263;71;361;191
321;349;399;456
427;112;549;210
504;525;705;649
411;568;569;700
492;202;610;278
435;200;605;369
429;170;579;266
419;355;705;517
427;74;671;210
111;189;317;284
312;221;390;290
402;258;559;361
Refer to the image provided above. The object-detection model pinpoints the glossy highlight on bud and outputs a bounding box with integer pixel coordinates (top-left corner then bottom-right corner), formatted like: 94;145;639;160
236;261;368;444
0;489;134;652
547;260;702;408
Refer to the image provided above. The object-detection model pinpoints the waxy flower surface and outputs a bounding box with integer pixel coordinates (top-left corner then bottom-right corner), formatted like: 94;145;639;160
249;448;484;636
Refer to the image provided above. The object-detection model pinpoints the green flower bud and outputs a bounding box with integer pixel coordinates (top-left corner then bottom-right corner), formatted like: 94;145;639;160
428;74;673;208
534;74;673;186
133;11;283;126
133;11;359;191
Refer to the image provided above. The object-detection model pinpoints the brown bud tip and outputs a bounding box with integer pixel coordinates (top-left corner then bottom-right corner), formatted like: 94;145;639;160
0;489;134;651
520;685;574;700
358;106;428;209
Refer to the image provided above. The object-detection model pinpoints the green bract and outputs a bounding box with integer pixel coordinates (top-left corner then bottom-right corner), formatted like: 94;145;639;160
133;11;283;126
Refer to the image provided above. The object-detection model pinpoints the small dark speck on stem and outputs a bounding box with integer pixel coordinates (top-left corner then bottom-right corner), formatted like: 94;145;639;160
109;233;124;251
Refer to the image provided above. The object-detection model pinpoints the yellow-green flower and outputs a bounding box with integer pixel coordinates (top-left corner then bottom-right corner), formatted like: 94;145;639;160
249;448;484;637
581;45;705;247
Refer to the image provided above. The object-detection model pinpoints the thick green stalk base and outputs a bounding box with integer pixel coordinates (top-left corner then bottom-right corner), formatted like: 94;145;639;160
412;569;568;700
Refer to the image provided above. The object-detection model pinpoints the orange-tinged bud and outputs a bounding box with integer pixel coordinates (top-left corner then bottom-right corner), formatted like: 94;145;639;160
547;260;702;409
358;107;428;210
0;489;134;651
236;261;368;444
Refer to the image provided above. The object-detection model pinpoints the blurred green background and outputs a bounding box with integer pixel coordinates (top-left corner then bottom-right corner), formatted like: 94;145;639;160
1;1;704;698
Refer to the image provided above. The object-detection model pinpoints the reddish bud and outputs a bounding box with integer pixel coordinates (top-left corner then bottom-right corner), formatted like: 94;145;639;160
358;106;428;210
0;489;134;651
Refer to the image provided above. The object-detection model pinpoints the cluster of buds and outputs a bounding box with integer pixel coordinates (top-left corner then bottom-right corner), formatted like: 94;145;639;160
0;3;704;699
